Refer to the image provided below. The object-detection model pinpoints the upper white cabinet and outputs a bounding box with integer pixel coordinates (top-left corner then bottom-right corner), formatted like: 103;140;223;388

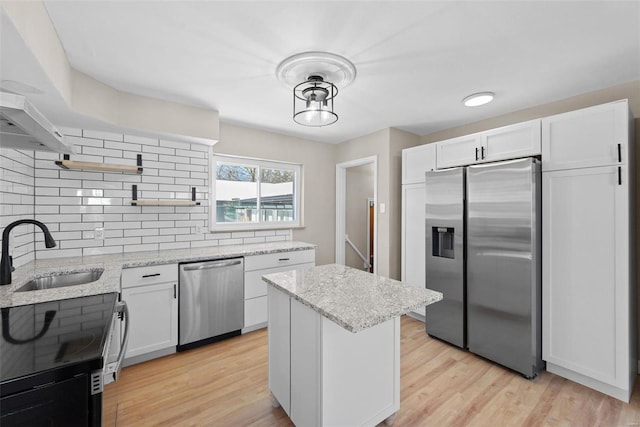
436;134;482;169
542;100;629;171
402;143;436;184
436;120;541;169
481;120;541;163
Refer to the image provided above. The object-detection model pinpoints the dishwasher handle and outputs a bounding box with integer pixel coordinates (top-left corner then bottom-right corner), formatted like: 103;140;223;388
182;259;242;271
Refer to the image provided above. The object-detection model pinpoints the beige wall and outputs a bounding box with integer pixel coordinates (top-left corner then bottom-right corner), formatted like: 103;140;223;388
419;80;640;356
214;122;336;266
345;164;374;270
336;129;391;276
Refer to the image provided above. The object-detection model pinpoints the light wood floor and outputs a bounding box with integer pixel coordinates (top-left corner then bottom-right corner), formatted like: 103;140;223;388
107;316;640;426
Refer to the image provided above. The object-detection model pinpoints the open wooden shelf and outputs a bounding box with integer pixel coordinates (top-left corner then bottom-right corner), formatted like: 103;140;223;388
130;185;201;206
55;154;143;174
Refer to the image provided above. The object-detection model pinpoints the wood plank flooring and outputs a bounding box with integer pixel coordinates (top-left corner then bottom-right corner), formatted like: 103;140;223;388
106;316;640;426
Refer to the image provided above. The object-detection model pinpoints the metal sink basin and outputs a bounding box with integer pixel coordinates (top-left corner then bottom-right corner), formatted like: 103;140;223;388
16;269;104;292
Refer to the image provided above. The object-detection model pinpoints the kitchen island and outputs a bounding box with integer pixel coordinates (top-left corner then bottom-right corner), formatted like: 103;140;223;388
262;264;442;427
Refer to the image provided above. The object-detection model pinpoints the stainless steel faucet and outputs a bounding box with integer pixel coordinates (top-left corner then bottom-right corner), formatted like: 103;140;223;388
1;219;56;285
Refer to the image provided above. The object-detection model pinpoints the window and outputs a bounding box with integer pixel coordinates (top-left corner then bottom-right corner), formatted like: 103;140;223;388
211;155;302;230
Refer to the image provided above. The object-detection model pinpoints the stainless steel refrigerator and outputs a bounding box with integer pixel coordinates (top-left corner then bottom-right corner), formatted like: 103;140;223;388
425;157;543;378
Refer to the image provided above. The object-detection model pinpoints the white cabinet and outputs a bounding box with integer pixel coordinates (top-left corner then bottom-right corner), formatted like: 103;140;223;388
268;286;400;427
121;263;178;363
436;120;541;169
542;100;635;402
401;183;426;317
482;119;541;163
542;100;629;171
402;143;436;184
436;134;482;169
243;249;315;332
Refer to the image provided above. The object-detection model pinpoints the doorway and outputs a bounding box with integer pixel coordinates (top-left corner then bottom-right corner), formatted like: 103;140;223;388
335;156;377;273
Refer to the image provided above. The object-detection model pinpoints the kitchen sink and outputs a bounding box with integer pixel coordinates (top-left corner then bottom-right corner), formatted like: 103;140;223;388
16;269;104;292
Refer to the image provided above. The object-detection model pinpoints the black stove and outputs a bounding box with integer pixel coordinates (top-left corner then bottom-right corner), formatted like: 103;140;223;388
1;293;118;426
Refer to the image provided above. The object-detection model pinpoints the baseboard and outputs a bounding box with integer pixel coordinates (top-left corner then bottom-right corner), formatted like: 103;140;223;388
242;322;267;334
122;347;176;367
406;311;425;322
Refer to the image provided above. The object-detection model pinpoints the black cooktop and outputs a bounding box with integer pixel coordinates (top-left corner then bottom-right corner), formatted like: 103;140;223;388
0;293;118;385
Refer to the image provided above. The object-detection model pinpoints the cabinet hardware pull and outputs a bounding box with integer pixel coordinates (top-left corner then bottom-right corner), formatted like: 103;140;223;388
142;273;161;278
618;167;622;185
618;143;622;162
481;146;485;159
174;284;177;299
278;258;290;261
475;147;479;161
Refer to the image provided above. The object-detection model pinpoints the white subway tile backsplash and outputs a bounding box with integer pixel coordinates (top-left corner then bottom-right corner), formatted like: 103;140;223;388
1;129;290;263
124;134;158;146
83;129;123;141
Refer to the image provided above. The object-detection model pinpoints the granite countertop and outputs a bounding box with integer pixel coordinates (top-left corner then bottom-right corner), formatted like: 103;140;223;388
0;241;316;308
262;263;443;333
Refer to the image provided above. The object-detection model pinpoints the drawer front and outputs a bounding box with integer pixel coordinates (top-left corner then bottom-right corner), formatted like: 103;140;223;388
121;263;178;288
244;249;315;272
244;296;268;328
245;262;314;299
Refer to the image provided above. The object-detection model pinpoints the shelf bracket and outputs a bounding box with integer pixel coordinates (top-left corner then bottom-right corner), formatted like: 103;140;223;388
136;154;143;174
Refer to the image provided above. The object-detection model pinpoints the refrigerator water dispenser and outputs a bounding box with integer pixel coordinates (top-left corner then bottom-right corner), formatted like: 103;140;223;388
432;227;455;259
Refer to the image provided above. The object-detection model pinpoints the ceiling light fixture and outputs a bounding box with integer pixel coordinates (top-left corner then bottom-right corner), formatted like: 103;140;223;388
463;92;495;107
276;52;356;127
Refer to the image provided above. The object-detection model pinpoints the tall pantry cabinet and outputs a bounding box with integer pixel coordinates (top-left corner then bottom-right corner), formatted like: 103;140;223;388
401;143;436;317
542;100;636;402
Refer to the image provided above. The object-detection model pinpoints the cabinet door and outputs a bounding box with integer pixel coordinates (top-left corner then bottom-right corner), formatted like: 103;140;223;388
436;134;482;169
402;143;436;184
401;183;426;317
543;165;629;388
481;119;541;163
268;286;291;415
542;100;629;171
122;282;178;358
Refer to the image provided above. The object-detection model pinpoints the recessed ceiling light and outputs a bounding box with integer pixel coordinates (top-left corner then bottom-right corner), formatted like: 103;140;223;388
463;92;494;107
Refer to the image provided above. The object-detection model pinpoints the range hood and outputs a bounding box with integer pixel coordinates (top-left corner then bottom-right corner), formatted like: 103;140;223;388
0;92;73;154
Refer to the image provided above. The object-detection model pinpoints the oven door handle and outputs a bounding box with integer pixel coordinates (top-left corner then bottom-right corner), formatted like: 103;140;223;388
113;300;130;381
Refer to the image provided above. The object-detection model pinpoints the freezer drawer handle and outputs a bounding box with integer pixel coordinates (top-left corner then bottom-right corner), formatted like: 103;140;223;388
182;259;242;271
142;273;161;278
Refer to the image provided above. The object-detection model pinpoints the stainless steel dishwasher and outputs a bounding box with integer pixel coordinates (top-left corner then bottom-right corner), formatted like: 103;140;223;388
178;258;244;351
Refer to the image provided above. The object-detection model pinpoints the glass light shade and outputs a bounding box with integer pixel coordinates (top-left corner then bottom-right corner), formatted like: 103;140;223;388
293;76;338;127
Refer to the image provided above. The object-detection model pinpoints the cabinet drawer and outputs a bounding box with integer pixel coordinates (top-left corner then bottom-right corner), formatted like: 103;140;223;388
121;263;178;288
245;249;315;272
244;296;268;328
245;262;314;299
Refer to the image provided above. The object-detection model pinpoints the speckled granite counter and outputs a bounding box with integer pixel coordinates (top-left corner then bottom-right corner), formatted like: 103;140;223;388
262;263;442;333
0;241;316;308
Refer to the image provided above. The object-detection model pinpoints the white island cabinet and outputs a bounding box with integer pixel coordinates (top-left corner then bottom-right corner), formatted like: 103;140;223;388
263;264;442;426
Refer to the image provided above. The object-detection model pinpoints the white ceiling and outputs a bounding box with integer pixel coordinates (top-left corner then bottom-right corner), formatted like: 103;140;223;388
12;2;640;143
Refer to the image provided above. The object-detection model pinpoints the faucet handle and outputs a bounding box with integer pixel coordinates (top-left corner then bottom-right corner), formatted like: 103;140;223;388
9;256;14;272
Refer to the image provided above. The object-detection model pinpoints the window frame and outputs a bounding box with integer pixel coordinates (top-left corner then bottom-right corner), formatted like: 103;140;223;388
210;154;303;231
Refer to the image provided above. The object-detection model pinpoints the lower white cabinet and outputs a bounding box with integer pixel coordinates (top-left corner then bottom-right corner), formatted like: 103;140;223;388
121;264;178;362
243;249;315;332
401;183;426;317
268;286;400;427
543;165;634;401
